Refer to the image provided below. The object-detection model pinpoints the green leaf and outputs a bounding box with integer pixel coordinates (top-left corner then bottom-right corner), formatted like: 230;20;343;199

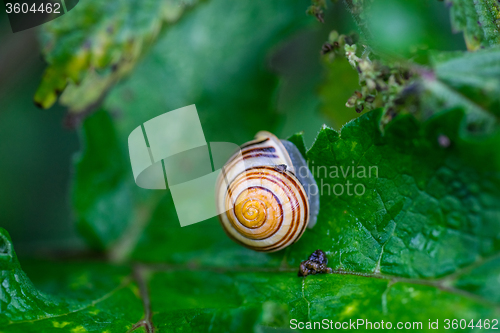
34;0;201;111
422;47;500;131
3;225;500;332
146;270;500;331
429;47;500;117
446;0;500;49
0;228;144;332
23;1;500;330
291;108;500;277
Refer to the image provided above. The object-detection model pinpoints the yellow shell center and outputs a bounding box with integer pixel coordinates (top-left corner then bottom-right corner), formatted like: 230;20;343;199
239;199;267;227
230;186;282;239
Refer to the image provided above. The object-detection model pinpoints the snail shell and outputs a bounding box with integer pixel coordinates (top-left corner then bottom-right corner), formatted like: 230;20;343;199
216;131;319;252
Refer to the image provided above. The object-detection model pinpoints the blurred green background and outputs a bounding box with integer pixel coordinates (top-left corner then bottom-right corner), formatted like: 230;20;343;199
0;0;465;255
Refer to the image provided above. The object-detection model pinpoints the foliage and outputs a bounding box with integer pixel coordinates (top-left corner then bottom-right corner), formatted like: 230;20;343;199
424;48;500;124
3;107;500;331
2;0;500;331
321;31;414;117
446;0;500;50
320;32;500;131
0;228;144;332
34;0;200;115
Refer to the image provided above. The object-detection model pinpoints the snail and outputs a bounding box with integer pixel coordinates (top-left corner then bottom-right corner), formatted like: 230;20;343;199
216;131;319;252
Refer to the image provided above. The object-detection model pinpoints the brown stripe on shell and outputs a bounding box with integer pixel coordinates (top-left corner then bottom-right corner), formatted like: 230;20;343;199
221;150;280;178
240;137;270;149
242;146;276;154
242;153;280;160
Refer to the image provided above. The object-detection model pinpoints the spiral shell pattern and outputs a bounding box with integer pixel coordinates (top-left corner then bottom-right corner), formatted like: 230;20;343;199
216;132;310;252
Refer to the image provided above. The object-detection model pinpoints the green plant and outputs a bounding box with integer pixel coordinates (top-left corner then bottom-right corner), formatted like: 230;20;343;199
1;0;500;332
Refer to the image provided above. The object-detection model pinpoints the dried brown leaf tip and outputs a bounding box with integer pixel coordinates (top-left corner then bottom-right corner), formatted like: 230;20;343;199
298;249;333;277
